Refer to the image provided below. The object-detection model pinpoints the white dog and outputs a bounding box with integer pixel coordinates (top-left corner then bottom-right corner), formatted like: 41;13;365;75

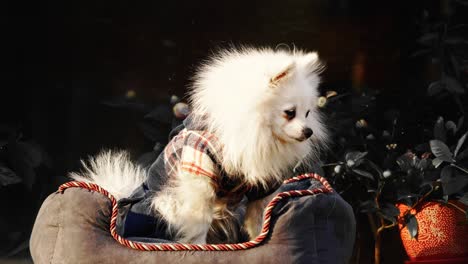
70;47;328;244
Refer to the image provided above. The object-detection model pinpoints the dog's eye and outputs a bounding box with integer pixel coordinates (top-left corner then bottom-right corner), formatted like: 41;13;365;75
305;110;310;118
284;109;296;120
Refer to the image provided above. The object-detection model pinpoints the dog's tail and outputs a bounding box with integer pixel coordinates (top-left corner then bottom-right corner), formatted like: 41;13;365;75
69;150;146;200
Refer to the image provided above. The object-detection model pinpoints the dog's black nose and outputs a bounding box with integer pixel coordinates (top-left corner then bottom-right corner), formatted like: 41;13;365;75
303;127;313;139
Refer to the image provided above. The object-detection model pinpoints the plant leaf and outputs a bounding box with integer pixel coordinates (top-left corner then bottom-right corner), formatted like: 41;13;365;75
433;117;447;142
418;184;434;199
405;214;419;239
382;203;400;217
432;157;444;168
441;166;468;196
353;169;375;180
326;93;350;103
459;193;468;206
397;153;415;171
0;164;22;186
454;131;468;158
417;158;431;170
397;193;422;201
445;76;465;94
378;211;397;224
345;151;368;163
415;143;430;152
5;143;37;189
457;116;464;133
430;140;453;162
456;148;468;161
445;121;457;134
428;81;444;96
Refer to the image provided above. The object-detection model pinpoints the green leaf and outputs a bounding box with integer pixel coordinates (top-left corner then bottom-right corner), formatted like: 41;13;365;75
457;148;468;161
430;140;453;162
397;194;422;201
397;153;413;171
378;211;397;224
345;151;368;163
418;183;434;195
454;131;468;158
353;169;375;180
434;117;447;142
442;195;449;203
0;164;22;186
432;157;444;168
445;121;457;134
415;143;430;152
459;193;468;206
417;158;431;170
441;166;468;196
405;214;419;239
382;203;401;217
364;159;384;179
428;81;444;96
459;207;467;225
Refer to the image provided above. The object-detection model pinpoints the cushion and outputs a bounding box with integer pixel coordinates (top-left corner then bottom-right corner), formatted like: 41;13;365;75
30;174;356;264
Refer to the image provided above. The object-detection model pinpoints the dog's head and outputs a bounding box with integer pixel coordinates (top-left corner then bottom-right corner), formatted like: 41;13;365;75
190;48;328;185
262;52;327;147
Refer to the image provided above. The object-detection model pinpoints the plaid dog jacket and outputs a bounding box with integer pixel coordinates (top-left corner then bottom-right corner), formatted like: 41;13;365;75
116;116;278;241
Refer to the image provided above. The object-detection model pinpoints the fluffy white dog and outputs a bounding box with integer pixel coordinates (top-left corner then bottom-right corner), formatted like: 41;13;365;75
70;47;328;244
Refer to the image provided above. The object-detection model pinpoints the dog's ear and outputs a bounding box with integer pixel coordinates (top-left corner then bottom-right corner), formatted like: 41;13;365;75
269;62;295;87
302;52;324;75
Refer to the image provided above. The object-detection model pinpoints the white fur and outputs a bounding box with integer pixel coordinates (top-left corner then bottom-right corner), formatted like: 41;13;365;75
69;151;146;200
190;47;328;188
70;47;328;244
151;170;216;243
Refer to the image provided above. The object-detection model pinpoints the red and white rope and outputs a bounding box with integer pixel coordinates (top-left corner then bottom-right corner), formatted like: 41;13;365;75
58;173;333;251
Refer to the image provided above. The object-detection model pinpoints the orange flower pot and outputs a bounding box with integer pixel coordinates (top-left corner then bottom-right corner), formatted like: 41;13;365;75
397;201;468;261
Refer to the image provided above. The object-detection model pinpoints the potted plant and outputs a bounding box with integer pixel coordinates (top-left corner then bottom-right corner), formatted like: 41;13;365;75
319;91;468;263
317;1;468;263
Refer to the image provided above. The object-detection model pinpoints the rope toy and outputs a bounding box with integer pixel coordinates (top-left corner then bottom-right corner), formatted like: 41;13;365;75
58;173;333;251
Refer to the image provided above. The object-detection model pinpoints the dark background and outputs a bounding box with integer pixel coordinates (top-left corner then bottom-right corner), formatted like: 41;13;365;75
2;0;465;263
3;0;403;173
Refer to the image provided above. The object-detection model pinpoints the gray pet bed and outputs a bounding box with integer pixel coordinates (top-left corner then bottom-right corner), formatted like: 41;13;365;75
30;174;355;264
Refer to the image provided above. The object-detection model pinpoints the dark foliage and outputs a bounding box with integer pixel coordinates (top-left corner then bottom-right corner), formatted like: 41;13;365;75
0;125;54;257
316;2;468;262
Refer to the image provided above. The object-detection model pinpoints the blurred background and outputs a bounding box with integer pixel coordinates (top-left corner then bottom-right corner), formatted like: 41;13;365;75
1;0;467;263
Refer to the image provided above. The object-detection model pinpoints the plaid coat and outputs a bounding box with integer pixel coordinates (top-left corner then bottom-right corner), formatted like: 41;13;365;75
116;116;276;240
162;127;250;202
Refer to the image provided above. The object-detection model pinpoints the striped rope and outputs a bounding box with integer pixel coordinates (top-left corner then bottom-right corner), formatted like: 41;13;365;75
58;173;333;251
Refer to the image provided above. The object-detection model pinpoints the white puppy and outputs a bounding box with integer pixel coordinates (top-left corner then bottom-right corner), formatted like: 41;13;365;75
71;47;328;244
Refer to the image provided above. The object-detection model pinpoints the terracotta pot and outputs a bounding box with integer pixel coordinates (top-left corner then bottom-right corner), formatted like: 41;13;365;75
397;201;468;261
